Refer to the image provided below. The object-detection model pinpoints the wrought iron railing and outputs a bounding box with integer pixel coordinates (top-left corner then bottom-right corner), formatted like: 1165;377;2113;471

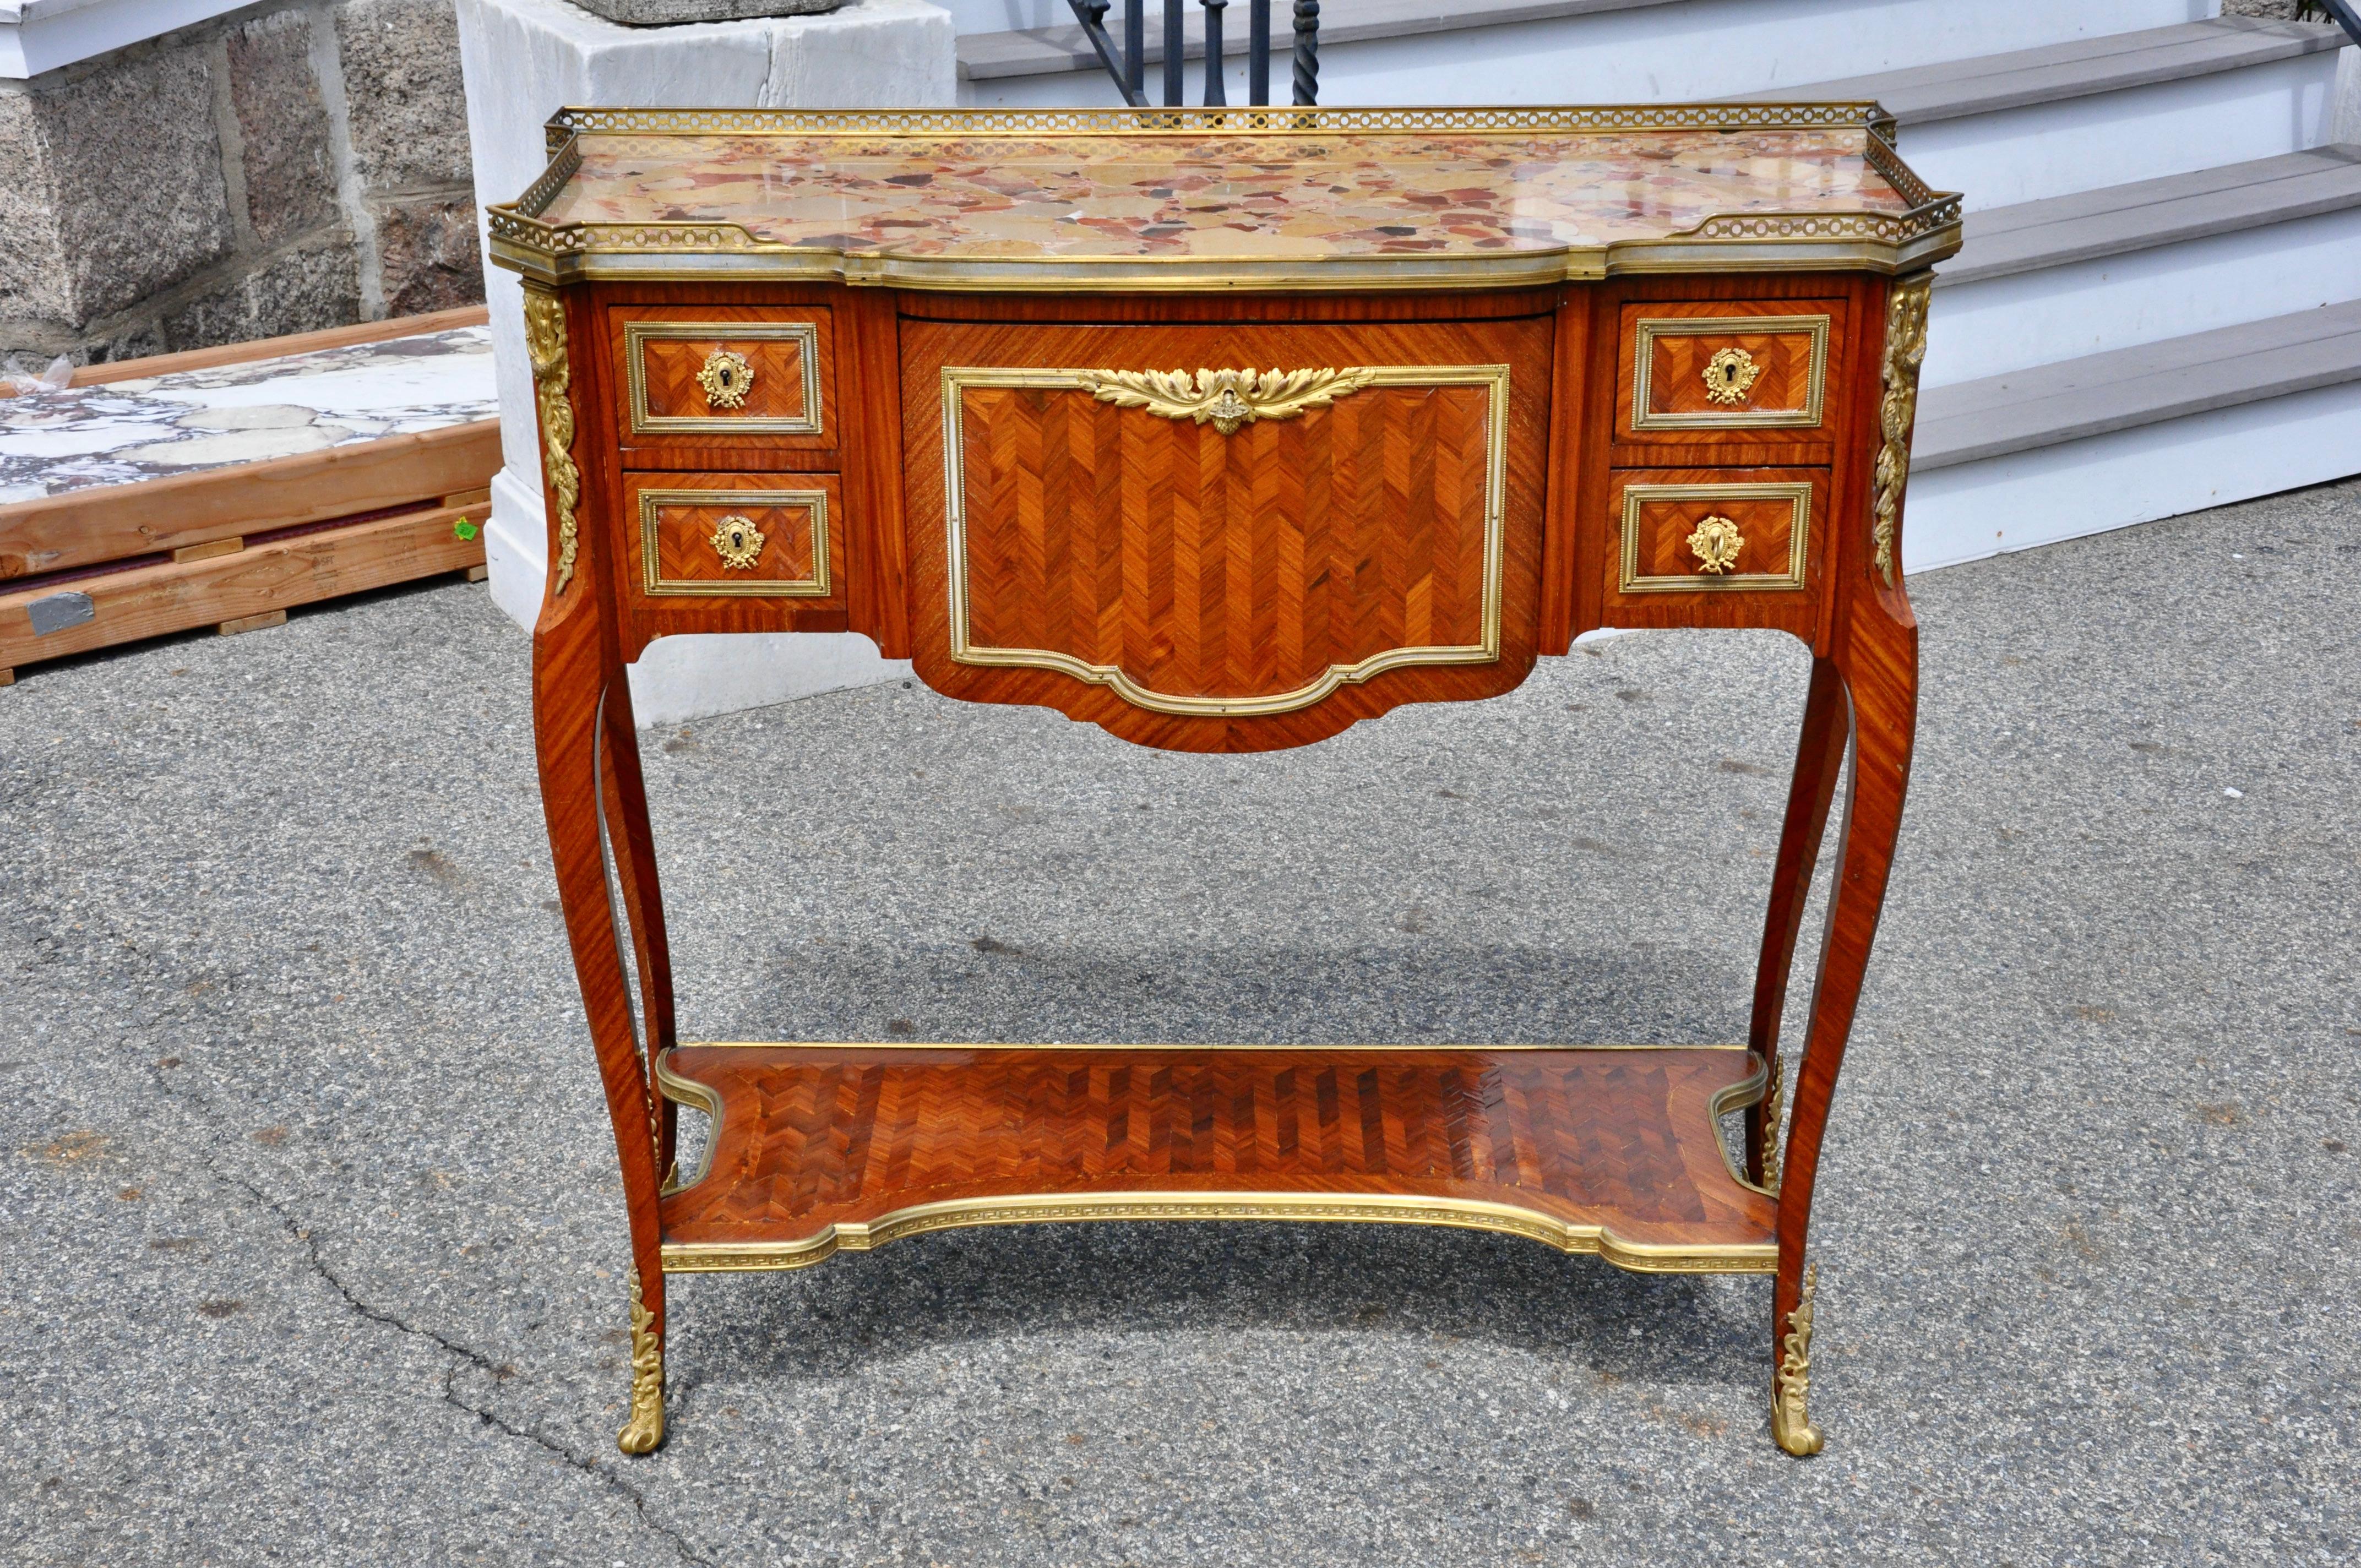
1068;1;1320;107
2312;0;2361;47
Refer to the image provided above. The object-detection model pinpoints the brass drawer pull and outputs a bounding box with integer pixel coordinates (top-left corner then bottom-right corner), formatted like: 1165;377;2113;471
696;349;755;409
1701;346;1760;406
709;514;765;569
1688;514;1743;573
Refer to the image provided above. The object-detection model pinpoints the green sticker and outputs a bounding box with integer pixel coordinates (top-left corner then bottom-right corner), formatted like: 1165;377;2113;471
453;516;479;541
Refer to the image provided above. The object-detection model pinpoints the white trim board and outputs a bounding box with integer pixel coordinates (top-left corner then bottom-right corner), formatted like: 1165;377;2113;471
2;0;252;78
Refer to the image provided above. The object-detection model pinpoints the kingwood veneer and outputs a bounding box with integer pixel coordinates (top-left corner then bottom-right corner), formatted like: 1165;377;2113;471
488;104;1961;1458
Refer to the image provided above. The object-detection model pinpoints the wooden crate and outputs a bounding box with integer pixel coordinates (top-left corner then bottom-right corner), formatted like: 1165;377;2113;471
1;308;501;685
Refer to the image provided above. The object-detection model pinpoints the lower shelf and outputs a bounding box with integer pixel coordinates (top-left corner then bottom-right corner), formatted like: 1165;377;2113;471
656;1043;1778;1276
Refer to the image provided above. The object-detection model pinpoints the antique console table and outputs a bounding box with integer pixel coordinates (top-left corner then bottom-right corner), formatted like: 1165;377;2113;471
487;104;1959;1457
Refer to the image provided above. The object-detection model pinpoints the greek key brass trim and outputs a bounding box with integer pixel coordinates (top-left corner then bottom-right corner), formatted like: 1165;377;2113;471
939;363;1509;718
622;320;822;437
1619;482;1811;594
543;102;1902;144
521;284;581;598
672;1040;1751;1052
1630;315;1829;431
1771;1264;1823;1456
1072;366;1379;433
638;488;831;597
660;1190;1777;1278
1873;274;1935;587
617;1267;665;1454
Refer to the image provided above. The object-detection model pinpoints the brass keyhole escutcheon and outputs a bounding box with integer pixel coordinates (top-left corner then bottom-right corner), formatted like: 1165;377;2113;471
1701;345;1761;406
710;514;765;570
1687;514;1744;574
696;349;755;410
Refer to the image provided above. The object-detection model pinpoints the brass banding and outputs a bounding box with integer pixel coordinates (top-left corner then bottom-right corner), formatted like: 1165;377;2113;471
1620;481;1811;594
639;488;830;597
1631;314;1830;431
623;320;821;436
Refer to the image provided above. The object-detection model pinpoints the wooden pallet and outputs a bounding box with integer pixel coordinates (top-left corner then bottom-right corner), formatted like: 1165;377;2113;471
1;308;498;684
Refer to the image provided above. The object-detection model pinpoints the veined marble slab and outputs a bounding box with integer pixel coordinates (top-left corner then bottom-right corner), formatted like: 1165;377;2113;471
0;326;497;507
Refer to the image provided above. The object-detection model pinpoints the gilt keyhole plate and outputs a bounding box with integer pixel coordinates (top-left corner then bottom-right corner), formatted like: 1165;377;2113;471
710;514;766;569
1701;346;1761;406
1686;514;1744;573
696;350;755;409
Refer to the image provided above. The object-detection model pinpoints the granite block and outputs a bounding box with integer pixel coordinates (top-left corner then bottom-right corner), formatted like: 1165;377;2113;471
227;10;340;248
9;42;236;324
161;232;365;353
373;195;487;317
335;0;475;190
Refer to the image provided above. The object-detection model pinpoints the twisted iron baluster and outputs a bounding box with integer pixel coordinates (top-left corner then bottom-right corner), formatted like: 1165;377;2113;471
1292;0;1319;107
1165;0;1184;106
1249;0;1270;105
1126;0;1145;104
1203;0;1227;105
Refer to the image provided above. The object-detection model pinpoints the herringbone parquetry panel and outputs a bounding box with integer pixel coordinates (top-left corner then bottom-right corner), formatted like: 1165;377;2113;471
659;1046;1774;1256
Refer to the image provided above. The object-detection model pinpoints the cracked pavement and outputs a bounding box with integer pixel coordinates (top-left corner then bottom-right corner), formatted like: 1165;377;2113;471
4;480;2357;1565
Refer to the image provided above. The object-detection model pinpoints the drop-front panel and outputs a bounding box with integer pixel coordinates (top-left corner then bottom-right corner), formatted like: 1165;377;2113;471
489;105;1959;1459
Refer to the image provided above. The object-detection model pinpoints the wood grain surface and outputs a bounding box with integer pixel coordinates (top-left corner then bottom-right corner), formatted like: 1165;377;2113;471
659;1044;1775;1265
899;316;1554;750
1;499;485;671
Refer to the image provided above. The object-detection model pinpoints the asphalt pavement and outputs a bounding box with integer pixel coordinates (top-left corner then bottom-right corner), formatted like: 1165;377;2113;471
4;479;2355;1566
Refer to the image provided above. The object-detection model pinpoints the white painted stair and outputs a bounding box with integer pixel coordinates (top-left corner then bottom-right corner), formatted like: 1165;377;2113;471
949;2;2361;574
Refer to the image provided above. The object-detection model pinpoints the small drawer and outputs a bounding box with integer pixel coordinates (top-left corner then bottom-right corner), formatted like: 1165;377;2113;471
1612;471;1818;595
627;473;839;600
1618;303;1837;439
613;307;834;448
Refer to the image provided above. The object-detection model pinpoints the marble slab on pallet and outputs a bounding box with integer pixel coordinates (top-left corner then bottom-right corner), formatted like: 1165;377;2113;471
0;326;497;505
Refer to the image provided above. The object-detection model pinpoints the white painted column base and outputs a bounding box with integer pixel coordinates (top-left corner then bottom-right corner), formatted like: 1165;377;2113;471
1905;379;2361;576
458;0;951;723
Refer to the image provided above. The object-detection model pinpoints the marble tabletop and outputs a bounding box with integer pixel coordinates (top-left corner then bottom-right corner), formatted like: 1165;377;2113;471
538;124;1922;262
0;325;496;507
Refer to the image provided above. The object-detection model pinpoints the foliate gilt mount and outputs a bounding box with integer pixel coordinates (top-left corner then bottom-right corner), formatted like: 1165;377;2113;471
1074;367;1382;435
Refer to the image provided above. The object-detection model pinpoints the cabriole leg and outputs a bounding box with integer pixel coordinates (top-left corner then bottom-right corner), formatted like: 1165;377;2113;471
1767;609;1919;1455
599;674;678;1182
535;598;670;1453
1748;656;1849;1189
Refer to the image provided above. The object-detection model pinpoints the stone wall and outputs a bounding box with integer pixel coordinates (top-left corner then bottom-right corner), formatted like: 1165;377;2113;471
0;0;481;367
